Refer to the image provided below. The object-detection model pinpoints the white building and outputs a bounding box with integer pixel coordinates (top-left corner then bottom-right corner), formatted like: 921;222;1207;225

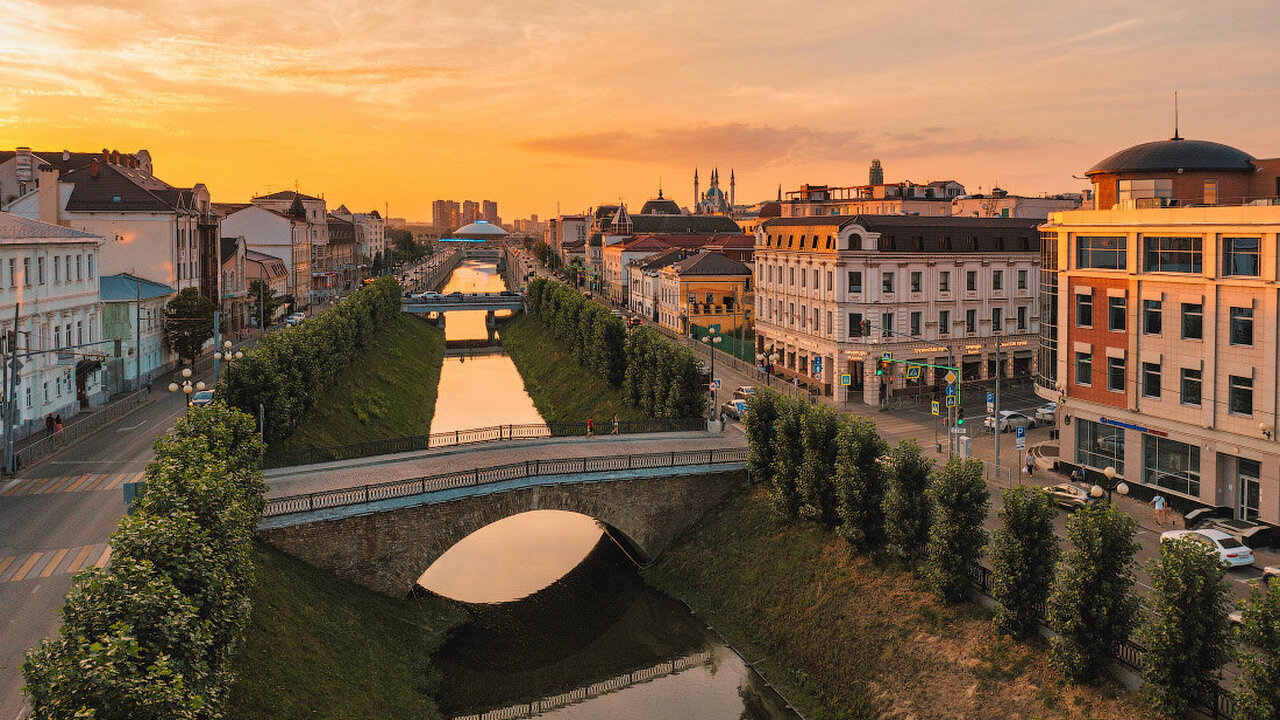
0;213;107;432
218;204;311;308
754;215;1041;404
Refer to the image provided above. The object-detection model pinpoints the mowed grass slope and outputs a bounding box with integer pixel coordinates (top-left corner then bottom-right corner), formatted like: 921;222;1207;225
643;486;1152;720
275;313;445;450
499;314;646;427
228;542;466;720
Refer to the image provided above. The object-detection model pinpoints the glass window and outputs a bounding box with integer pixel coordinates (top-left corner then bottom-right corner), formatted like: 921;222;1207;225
1181;303;1203;339
1230;307;1253;346
848;271;862;293
1203;178;1218;205
1018;269;1028;289
992;270;1003;291
882;272;894;293
800;269;806;288
53;256;60;283
1223;237;1260;277
939;271;950;292
850;312;863;338
37;256;44;284
1180;368;1202;406
22;258;29;286
1076;418;1124;475
881;312;893;337
1143;300;1162;335
1075;351;1092;385
1229;375;1253;415
812;269;818;289
1107;356;1125;392
1017;306;1027;331
910;311;921;336
1143;435;1200;498
1108;296;1125;331
966;271;977;291
1143;236;1203;273
1076;293;1092;327
965;309;976;334
910;271;921;292
992;307;1002;329
88;255;95;279
1142;362;1161;398
1076;236;1126;269
939;310;950;335
1118;178;1173;204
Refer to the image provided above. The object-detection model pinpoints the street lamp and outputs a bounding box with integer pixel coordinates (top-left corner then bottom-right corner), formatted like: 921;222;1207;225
702;332;723;419
168;367;205;411
1090;465;1130;503
213;339;243;361
1260;421;1274;440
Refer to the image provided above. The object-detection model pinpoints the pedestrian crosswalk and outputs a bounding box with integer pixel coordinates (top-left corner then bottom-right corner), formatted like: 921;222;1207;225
0;543;111;583
0;471;145;498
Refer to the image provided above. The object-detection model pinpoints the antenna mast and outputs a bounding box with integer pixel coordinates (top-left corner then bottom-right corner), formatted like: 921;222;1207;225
1173;91;1180;140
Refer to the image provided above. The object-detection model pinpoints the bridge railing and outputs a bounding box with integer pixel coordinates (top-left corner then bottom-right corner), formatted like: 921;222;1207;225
263;446;748;517
261;417;709;469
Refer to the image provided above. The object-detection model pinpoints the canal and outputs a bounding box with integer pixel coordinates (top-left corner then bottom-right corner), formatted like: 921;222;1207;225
421;258;798;719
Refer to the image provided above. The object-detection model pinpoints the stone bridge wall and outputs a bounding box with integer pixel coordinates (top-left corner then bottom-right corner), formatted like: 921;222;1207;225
257;470;745;597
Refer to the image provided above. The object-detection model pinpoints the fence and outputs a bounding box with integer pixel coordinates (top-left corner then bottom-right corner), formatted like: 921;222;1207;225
261;417;709;469
690;323;755;362
15;388;152;469
263;446;748;517
967;560;1237;720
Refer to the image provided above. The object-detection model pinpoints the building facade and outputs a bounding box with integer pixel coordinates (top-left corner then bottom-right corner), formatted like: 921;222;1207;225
220;237;249;334
244;250;289;327
754;215;1040;403
219;204;311;308
100;273;175;393
657;251;753;335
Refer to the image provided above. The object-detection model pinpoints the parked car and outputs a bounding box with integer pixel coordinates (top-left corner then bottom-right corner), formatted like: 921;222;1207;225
190;390;216;408
1035;403;1057;425
721;399;749;420
696;360;711;377
1041;482;1097;510
611;309;623;319
1160;529;1256;568
733;386;756;401
627;317;643;328
984;410;1033;433
583;291;593;299
284;313;305;327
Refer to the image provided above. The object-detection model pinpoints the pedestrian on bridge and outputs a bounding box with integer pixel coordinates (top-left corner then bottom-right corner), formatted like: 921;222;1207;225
587;416;595;437
611;414;619;435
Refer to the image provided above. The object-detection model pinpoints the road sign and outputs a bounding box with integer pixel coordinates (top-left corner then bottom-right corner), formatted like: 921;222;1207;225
840;373;852;386
931;400;940;416
945;383;957;396
881;352;892;361
987;391;995;413
906;366;921;380
946;395;957;408
813;356;823;373
708;380;721;391
944;370;957;384
1015;425;1027;449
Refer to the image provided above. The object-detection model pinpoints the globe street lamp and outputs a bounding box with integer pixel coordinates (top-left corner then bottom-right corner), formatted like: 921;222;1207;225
702;332;723;419
1090;465;1130;503
168;367;206;412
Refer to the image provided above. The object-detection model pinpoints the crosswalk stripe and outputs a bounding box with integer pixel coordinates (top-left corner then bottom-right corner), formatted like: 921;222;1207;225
25;477;61;494
67;545;94;574
39;548;69;578
0;555;14;578
38;476;74;494
9;552;44;582
66;473;97;492
105;473;131;489
93;546;112;569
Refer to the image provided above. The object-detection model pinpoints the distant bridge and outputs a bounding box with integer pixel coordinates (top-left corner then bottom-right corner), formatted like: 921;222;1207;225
402;292;525;313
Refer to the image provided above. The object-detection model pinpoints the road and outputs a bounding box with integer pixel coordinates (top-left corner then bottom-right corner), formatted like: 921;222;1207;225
0;371;210;719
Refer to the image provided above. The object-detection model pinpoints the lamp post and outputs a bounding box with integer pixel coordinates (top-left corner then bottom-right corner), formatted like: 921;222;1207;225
702;331;722;419
1090;465;1130;504
1260;421;1274;441
168;367;205;414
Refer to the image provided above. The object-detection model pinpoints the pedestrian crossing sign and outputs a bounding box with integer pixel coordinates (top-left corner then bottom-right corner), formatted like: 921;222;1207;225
906;366;921;380
840;373;851;386
946;395;957;408
931;400;940;416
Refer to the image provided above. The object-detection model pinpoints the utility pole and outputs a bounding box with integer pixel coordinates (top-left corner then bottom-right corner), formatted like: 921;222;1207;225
993;337;1001;482
6;302;19;474
212;309;221;386
135;280;141;390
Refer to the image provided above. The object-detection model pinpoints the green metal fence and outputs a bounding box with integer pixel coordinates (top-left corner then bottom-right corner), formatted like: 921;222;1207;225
690;323;755;362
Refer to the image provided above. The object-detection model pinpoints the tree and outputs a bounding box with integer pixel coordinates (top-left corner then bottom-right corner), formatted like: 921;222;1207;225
164;288;216;364
834;416;889;552
1138;537;1232;716
1046;502;1141;683
1234;579;1280;720
882;440;933;562
248;280;284;328
768;399;805;517
743;390;780;484
796;405;841;526
990;486;1059;639
925;458;989;603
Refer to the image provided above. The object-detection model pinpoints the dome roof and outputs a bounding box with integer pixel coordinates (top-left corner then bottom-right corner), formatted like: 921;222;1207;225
451;220;509;239
1086;138;1254;176
640;197;682;215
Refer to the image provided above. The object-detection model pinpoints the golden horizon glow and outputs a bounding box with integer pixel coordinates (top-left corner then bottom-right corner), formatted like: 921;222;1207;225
3;0;1280;221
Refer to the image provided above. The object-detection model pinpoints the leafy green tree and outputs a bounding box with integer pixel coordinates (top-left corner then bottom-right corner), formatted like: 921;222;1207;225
743;390;780;484
248;280;284;328
1046;502;1141;683
882;440;933;562
925;458;989;603
1138;537;1232;716
796;405;841;526
768;399;805;517
834;416;889;552
990;486;1059;639
164;287;216;364
1235;579;1280;720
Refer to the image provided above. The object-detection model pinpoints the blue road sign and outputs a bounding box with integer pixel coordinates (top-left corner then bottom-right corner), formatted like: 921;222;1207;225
881;351;892;361
906;366;921;380
987;391;994;404
931;400;940;416
840;373;852;386
946;395;957;408
813;356;823;373
945;383;957;396
1015;424;1027;448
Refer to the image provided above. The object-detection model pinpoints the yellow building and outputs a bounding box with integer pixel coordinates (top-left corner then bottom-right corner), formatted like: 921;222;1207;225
657;251;753;335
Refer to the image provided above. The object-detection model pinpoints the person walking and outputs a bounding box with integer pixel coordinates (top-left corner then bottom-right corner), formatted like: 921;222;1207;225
1070;466;1084;486
586;416;595;437
44;413;54;437
1024;451;1036;477
1150;493;1170;526
54;414;63;436
611;414;619;435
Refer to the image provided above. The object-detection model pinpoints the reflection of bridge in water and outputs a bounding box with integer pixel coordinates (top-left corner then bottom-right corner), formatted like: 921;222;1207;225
452;651;714;720
401;293;524;314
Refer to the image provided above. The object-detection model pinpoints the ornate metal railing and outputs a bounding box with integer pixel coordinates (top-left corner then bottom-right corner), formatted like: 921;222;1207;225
262;446;747;518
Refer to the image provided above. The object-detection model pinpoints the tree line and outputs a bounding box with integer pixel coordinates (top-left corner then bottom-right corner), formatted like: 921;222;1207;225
23;403;266;718
221;276;402;444
526;277;706;419
744;389;1280;720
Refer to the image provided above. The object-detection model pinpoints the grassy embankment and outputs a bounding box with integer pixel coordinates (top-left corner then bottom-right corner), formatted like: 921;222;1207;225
274;313;445;450
499;313;647;426
228;542;466;720
643;486;1152;720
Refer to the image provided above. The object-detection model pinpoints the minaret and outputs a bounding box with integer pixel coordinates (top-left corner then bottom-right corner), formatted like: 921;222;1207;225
777;184;782;202
730;169;736;208
693;169;700;214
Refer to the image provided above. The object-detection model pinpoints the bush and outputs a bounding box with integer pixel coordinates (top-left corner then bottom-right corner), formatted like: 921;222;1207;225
742;389;780;484
23;404;266;718
833;416;889;552
1137;537;1232;717
222;277;401;443
768;399;805;518
1046;502;1140;683
882;440;933;562
925;458;988;603
796;405;841;526
990;486;1059;639
1234;579;1280;720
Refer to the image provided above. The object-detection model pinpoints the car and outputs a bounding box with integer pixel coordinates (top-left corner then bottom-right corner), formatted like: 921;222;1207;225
721;399;749;420
1160;529;1256;568
984;410;1033;433
696;360;711;377
1041;482;1097;510
611;309;623;319
733;386;756;401
284;313;305;327
190;390;216;407
627;317;643;328
583;291;593;299
1035;403;1057;425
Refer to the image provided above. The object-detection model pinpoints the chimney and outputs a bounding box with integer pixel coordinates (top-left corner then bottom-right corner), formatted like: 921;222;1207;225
90;158;99;178
110;149;120;165
37;166;61;225
101;148;109;162
62;150;70;161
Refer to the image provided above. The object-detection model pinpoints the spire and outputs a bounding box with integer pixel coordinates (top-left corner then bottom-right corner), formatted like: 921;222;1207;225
730;169;735;208
611;202;632;235
693;169;700;215
777;184;782;202
1172;90;1181;141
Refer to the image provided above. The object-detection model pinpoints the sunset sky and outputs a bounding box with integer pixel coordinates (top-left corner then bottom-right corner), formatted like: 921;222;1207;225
3;0;1279;221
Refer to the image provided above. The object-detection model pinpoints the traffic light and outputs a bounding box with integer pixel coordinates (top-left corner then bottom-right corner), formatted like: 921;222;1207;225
860;319;872;336
956;407;965;426
875;358;887;376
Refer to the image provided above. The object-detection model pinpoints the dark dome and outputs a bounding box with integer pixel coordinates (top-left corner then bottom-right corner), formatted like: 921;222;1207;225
640;197;681;215
1086;138;1254;176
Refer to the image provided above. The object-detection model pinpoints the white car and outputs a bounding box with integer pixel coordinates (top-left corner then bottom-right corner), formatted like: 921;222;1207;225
190;390;216;407
1160;529;1255;568
984;410;1033;433
1035;403;1057;425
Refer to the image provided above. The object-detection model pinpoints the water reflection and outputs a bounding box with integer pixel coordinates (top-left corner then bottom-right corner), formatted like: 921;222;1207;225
438;260;511;341
419;511;603;603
